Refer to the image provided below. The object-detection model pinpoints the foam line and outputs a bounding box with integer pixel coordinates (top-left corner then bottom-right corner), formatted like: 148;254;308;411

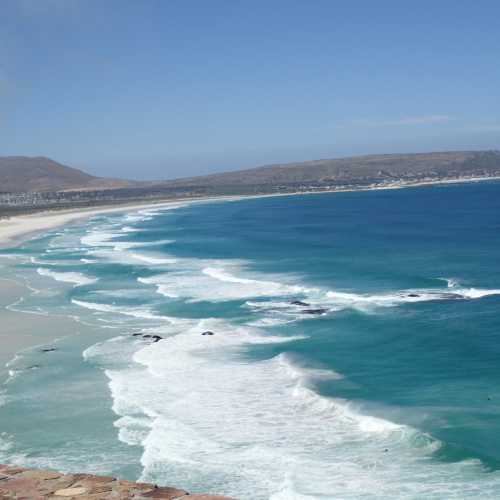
37;268;98;287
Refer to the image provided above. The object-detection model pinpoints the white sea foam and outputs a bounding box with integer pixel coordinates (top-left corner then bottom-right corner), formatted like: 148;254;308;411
246;285;500;320
80;230;119;247
0;433;14;460
439;277;461;288
71;299;173;323
123;210;157;223
80;258;98;264
202;267;308;295
81;226;176;267
92;317;500;499
37;268;98;287
81;227;173;251
323;287;500;312
113;239;174;251
121;203;187;224
139;264;311;303
32;256;90;267
129;253;177;265
94;289;155;300
455;288;500;299
16;209;500;497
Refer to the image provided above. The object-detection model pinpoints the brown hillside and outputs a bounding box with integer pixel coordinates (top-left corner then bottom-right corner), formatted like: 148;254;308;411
0;156;135;192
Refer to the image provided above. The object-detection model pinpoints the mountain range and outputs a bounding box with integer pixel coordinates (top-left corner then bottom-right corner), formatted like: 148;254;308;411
1;150;500;194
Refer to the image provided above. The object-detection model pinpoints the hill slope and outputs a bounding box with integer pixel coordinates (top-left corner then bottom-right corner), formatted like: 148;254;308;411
162;150;500;188
2;151;500;197
0;156;134;192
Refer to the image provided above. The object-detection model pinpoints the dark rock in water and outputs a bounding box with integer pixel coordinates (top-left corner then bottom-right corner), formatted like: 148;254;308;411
291;300;310;307
202;331;215;336
132;333;142;337
302;308;328;315
40;348;57;353
407;293;420;298
140;334;163;342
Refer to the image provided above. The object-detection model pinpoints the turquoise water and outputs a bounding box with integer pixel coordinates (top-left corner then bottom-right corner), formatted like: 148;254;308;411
1;182;500;498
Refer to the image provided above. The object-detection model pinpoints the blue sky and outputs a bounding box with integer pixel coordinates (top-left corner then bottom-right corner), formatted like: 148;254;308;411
1;0;499;179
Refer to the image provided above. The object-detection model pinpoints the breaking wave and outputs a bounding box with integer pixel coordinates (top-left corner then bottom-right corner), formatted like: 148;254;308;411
82;318;500;499
37;268;98;287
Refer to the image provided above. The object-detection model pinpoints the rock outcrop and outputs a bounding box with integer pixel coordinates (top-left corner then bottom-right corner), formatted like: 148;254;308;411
0;464;236;500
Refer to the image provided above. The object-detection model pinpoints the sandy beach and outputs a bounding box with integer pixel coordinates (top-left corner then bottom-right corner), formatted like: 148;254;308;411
0;200;188;249
0;200;192;376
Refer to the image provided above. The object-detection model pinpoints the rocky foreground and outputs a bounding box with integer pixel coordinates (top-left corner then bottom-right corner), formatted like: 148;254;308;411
0;465;236;500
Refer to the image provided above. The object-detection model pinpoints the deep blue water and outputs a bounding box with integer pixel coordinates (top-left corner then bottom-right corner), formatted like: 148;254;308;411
1;182;500;499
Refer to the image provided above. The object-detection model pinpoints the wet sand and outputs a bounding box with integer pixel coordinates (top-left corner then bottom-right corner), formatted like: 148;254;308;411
0;278;87;382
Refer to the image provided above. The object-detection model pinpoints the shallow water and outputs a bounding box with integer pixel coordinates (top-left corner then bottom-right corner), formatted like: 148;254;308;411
1;184;500;499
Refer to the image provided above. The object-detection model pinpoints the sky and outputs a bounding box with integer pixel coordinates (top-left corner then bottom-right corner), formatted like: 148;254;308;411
0;0;499;180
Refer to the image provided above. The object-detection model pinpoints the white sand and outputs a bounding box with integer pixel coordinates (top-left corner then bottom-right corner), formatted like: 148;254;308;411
0;200;187;249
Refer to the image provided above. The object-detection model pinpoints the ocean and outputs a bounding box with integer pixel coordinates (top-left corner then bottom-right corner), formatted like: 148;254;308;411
1;181;500;499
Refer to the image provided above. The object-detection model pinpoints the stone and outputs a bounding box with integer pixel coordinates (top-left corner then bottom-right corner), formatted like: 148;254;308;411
72;474;115;483
141;486;189;498
0;466;26;475
70;475;117;496
0;466;231;499
0;476;44;498
302;308;328;315
115;479;156;496
21;469;62;480
201;331;214;336
53;486;88;496
37;475;76;494
290;300;310;306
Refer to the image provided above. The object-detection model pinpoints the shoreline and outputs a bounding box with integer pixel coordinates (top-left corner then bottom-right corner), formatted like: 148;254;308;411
1;176;500;497
0;278;90;383
1;174;499;250
0;174;498;379
0;199;192;249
